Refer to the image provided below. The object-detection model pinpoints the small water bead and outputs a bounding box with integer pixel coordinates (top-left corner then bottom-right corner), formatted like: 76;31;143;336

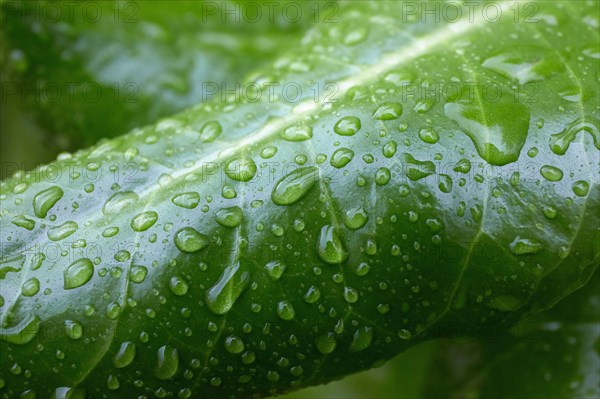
377;303;390;314
131;211;158;232
33;186;64;218
174;227;209;253
264;261;286;281
271;224;285;237
155;345;179;380
527;147;539;157
22;278;40;297
382;140;398;157
330;147;355;168
418;127;439;144
172;192;200;209
225;158;257;182
169;276;189;296
317;225;348;264
372;103;402;120
281;125;313;141
215;206;243;228
334;116;361;136
277;300;296;320
63;320;82;340
271;166;318;206
64;258;94;290
315;332;337;354
11;215;35;230
224;335;245;354
344;206;368;230
543;206;558;219
572;180;590;197
540;165;563;181
366;239;378;255
304;286;321;303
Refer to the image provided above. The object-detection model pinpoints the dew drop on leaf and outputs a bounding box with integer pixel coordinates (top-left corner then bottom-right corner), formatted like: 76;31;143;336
215;206;243;228
224;335;245;354
155;345;179;380
334;116;361;136
172;192;200;209
281;125;313;141
372;102;402;120
225;158;257;182
47;221;78;241
271;166;318;206
33;186;64;218
317;225;348;264
344;206;368;230
540;165;563;182
102;191;139;215
63;258;94;290
131;211;158;232
330;147;355;168
348;326;373;352
510;237;543;255
174;227;209;253
205;261;251;315
315;332;337;354
114;341;136;368
276;300;295;320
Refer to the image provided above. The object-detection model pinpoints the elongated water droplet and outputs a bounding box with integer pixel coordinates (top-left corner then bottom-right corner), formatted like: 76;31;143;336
317;225;348;264
315;332;336;354
438;174;453;193
11;215;35;231
281;125;313;141
334;116;361;136
348;326;373;352
172;192;200;209
225;158;257;182
206;261;251;315
155;345;179;380
102;191;139;215
33;186;63;218
48;221;78;241
540;165;563;181
403;154;435;181
0;313;40;345
215;206;243;228
102;227;119;238
174;227;209;253
373;103;402;120
131;211;158;232
330;148;354;168
64;258;94;290
30;253;45;271
271;166;318;206
510;237;543;255
549;117;600;155
114;341;136;368
261;146;278;159
482;46;563;84
344;206;368;230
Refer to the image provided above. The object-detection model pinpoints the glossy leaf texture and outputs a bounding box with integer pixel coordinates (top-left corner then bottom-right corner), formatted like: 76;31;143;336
0;0;319;151
421;269;600;399
1;1;599;398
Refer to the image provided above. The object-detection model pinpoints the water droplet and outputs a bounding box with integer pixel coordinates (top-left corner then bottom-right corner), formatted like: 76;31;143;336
348;326;373;352
343;287;359;303
527;147;539;157
169;276;189;296
418;127;439;144
344;206;368;230
277;300;295;320
33;186;64;218
221;184;237;199
47;221;78;241
206;261;251;315
303;286;321;303
271;166;318;206
64;258;94;290
107;375;120;390
102;227;119;238
174;227;209;253
572;180;590;197
315;332;336;354
343;26;368;45
403;154;435;181
215;206;243;228
482;46;564;84
106;302;121;319
130;265;148;283
550;117;600;154
317;225;348;264
11;215;35;230
131;211;158;232
261;146;278;159
375;167;391;185
373;103;402;120
454;158;471;173
264;260;286;281
114;341;136;368
22;278;40;297
30;253;45;271
155;345;179;380
510;237;543;255
445;97;529;166
225;158;257;182
487;295;524;312
397;329;412;340
382;140;398;157
224;335;245;354
102;191;139;215
199;121;222;142
438;174;453;193
0;313;40;345
540;165;563;181
334;116;361;136
281;125;313;141
64;320;82;340
330;147;355;168
172;192;200;209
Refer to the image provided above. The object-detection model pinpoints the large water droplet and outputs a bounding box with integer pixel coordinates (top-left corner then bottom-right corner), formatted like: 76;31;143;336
540;165;563;182
0;313;40;345
330;148;355;169
315;332;336;354
348;326;373;352
102;191;139;215
155;345;179;380
47;221;78;241
205;261;251;315
199;121;222;142
129;265;148;283
224;335;245;354
281;125;313;141
22;278;40;297
303;286;321;303
225;158;257;182
172;192;200;209
482;46;564;84
403;154;436;181
174;227;209;253
276;300;296;320
131;211;158;232
215;206;243;228
572;180;590;197
418;127;439;144
344;206;368;230
33;186;64;218
445;97;530;166
373;103;402;120
317;225;348;264
64;320;83;340
264;260;286;281
64;258;94;290
114;341;136;368
169;276;189;296
334;116;361;136
271;166;318;206
11;215;35;231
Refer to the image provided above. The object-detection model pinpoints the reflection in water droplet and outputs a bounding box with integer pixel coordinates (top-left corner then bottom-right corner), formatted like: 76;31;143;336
540;165;563;182
281;125;313;141
271;166;319;206
572;180;590;197
315;332;337;354
317;225;348;264
172;192;200;209
225;158;257;182
334;116;361;136
64;258;94;290
373;103;402;120
131;211;158;232
102;191;139;215
114;341;136;368
215;206;243;228
403;154;436;181
330;148;355;169
276;300;296;320
0;313;40;345
344;207;368;230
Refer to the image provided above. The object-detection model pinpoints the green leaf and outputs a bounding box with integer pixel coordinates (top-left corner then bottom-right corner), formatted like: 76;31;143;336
420;270;600;399
1;1;599;398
